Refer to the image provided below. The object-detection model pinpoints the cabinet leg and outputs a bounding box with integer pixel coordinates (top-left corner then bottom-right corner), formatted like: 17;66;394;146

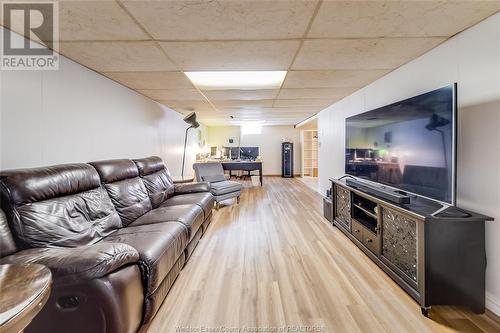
421;306;430;317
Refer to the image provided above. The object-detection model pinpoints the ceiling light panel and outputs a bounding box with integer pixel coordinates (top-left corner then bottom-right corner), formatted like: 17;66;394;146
184;71;287;90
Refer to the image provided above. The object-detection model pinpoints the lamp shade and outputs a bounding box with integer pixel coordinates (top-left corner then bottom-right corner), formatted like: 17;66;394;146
425;113;450;131
183;112;200;128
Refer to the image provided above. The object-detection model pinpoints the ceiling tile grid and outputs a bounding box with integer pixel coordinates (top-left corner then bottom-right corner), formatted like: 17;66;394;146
103;71;195;90
292;38;447;70
159;40;300;71
137;89;206;102
120;0;319;40
2;0;498;126
308;0;500;38
59;41;178;72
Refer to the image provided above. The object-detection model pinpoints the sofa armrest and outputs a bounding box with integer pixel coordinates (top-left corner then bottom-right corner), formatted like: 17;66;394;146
0;242;139;282
174;182;210;194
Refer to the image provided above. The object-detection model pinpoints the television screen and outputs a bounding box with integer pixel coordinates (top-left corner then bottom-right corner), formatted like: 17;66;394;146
240;147;259;160
345;84;456;204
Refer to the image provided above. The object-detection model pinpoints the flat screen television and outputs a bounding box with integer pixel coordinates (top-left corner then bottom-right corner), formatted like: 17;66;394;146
345;84;456;204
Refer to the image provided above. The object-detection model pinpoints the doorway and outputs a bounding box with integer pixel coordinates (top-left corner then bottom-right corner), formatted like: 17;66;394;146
298;118;319;193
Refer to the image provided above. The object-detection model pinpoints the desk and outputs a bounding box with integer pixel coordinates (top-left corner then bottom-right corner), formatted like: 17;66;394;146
222;161;263;186
0;264;52;333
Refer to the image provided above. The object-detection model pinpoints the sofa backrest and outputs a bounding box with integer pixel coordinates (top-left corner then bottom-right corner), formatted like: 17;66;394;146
0;164;121;249
90;159;152;226
0;208;16;258
193;162;225;183
133;156;175;208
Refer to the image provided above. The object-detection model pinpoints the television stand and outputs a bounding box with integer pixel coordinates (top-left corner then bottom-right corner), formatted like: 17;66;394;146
330;177;494;316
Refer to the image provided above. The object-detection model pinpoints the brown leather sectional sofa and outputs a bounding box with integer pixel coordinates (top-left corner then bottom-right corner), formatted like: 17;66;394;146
0;156;214;333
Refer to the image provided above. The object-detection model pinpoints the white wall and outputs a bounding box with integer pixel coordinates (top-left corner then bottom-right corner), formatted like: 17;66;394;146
207;126;241;148
317;13;500;314
0;29;202;178
207;125;301;175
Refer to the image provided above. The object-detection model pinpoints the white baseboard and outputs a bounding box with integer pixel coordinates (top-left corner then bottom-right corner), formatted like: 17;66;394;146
486;292;500;316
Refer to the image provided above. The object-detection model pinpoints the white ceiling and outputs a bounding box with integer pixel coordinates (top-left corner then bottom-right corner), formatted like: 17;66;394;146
2;0;499;126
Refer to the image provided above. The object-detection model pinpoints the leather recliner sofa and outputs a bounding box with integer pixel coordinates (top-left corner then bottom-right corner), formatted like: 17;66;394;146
0;156;214;333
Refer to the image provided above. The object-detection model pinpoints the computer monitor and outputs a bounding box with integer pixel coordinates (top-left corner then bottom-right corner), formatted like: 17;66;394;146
229;147;240;160
240;147;259;160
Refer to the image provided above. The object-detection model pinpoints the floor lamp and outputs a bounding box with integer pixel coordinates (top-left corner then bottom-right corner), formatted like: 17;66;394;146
181;112;200;179
425;113;451;170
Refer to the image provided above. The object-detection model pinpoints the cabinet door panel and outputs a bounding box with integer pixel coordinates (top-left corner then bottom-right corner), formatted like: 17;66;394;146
335;186;351;230
381;207;418;284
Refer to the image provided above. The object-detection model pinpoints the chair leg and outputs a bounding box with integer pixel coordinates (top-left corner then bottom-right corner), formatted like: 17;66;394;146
237;196;240;204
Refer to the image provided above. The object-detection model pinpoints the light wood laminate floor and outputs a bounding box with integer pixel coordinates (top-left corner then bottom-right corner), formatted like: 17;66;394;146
144;177;500;333
298;176;320;194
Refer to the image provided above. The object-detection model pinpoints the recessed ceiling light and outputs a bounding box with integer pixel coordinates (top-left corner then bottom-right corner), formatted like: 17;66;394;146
184;71;287;90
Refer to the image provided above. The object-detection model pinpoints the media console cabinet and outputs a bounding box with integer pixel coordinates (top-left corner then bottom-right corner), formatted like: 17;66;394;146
330;177;493;316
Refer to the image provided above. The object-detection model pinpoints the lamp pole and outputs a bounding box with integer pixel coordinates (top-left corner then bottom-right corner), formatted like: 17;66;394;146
181;125;193;179
180;112;199;179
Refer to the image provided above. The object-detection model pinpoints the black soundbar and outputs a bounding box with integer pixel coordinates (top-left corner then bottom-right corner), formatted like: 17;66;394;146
345;178;411;204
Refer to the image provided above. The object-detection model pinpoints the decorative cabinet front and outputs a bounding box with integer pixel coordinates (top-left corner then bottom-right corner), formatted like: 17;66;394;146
330;178;492;316
381;207;418;286
335;185;351;230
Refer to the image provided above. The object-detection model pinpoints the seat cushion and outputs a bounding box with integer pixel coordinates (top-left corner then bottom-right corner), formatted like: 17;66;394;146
100;223;188;297
210;180;242;196
160;192;214;219
213;191;241;203
130;205;204;241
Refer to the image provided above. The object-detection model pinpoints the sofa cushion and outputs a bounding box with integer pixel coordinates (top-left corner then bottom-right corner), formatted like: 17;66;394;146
100;223;188;297
0;242;138;282
133;156;175;208
193;162;224;182
209;180;242;196
0;209;16;258
201;174;226;183
90;159;152;226
174;182;210;194
160;192;214;219
16;188;122;248
143;254;185;323
0;164;122;248
0;163;100;205
131;205;204;241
